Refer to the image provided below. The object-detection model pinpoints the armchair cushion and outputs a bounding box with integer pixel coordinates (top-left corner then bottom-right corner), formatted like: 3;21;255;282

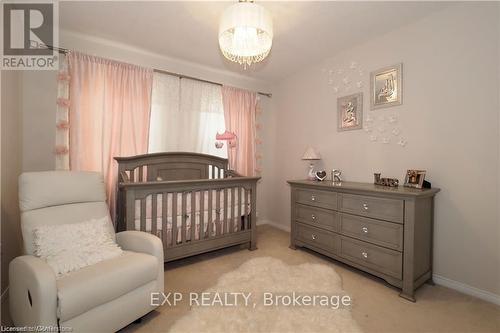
56;251;158;322
33;216;122;277
19;171;106;212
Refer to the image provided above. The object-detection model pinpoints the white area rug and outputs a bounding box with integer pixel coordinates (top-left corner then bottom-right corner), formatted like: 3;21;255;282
169;257;362;333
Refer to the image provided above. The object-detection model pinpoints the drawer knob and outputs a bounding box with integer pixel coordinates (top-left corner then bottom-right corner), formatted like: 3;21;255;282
363;203;369;210
311;195;316;201
311;214;316;221
361;251;368;259
311;234;317;240
362;226;369;233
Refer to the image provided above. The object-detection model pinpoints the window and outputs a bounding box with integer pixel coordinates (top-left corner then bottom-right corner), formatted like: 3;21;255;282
148;72;227;158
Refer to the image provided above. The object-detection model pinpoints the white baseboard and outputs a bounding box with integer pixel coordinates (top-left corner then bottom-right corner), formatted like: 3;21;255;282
433;274;500;306
257;219;290;232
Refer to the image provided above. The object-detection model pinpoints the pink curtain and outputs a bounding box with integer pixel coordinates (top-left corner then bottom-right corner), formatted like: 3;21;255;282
222;86;257;176
68;52;153;221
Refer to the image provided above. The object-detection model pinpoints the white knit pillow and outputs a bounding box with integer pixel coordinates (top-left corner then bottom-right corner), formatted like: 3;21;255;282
33;216;123;278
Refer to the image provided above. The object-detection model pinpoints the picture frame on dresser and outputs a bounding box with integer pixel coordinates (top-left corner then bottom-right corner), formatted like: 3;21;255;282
404;169;426;189
287;179;440;302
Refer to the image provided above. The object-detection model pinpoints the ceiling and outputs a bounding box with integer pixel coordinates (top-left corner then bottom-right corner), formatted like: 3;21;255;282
60;1;451;82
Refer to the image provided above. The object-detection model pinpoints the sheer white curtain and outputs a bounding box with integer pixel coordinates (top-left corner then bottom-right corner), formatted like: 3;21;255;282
148;73;180;152
149;73;227;158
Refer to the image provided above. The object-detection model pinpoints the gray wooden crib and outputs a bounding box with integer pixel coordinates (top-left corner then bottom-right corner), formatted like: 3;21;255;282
115;152;259;262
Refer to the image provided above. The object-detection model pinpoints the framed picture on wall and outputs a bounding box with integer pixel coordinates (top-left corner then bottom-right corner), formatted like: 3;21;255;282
370;63;403;110
337;92;363;131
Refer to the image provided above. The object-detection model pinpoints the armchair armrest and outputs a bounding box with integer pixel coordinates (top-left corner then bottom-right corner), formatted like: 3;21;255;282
9;255;58;327
116;231;164;293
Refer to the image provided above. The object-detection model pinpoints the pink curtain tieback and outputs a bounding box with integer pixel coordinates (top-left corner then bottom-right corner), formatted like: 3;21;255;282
56;120;70;130
57;72;71;81
54;145;69;155
57;98;70;108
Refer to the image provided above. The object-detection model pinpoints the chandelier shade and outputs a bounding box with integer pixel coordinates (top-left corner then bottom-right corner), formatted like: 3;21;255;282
218;1;273;67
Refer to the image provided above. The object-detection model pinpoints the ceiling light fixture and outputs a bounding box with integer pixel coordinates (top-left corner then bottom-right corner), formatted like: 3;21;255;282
218;0;273;69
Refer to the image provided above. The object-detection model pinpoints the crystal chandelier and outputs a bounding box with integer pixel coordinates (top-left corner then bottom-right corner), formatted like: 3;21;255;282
218;0;273;68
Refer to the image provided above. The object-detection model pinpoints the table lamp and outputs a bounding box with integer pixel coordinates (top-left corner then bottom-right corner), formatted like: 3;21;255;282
302;147;321;180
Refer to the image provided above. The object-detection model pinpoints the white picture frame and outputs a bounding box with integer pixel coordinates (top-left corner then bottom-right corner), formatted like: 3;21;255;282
370;63;403;110
337;92;363;131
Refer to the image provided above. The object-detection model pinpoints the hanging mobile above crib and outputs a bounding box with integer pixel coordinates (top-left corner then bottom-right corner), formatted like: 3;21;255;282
215;130;237;149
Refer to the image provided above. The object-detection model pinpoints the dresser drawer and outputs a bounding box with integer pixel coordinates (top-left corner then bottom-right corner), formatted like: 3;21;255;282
340;213;403;251
339;236;402;279
296;188;337;210
296;223;339;253
340;194;404;223
296;204;339;232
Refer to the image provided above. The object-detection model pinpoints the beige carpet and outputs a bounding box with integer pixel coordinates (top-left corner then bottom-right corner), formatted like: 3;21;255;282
169;257;362;333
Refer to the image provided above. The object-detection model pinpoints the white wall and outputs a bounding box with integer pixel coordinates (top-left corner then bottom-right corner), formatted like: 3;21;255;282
21;71;58;171
269;3;500;298
497;3;500;298
1;71;23;296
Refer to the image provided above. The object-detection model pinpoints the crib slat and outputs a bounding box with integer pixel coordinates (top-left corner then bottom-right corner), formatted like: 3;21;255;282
208;189;213;238
222;188;229;234
200;190;205;240
172;192;178;245
138;166;143;182
140;199;146;232
231;187;235;233
219;168;223;179
215;189;221;236
191;191;196;242
162;193;168;246
243;189;248;230
212;166;216;179
130;169;135;182
151;193;157;236
246;189;250;230
238;187;242;232
181;192;187;243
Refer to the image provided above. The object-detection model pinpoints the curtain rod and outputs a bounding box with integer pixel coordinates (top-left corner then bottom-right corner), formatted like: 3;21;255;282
48;45;272;98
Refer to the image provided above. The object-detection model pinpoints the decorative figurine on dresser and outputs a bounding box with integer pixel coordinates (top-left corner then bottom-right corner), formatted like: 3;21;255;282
288;178;439;302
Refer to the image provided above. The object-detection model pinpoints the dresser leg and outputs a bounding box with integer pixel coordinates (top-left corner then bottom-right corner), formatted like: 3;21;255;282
399;291;416;302
289;243;297;250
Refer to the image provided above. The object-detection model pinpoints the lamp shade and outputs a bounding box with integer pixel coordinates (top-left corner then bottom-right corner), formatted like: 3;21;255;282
218;1;273;67
302;147;321;160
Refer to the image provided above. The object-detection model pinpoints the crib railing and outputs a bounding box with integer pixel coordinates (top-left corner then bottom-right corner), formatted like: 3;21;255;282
117;176;259;260
120;162;228;183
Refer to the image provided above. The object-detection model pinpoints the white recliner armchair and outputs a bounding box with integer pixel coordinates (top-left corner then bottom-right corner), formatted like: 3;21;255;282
10;171;164;332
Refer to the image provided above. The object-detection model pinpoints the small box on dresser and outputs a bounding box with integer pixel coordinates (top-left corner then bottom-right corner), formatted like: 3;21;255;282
288;180;440;302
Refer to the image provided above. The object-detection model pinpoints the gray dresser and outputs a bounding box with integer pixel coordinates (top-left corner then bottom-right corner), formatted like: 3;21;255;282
288;180;440;301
